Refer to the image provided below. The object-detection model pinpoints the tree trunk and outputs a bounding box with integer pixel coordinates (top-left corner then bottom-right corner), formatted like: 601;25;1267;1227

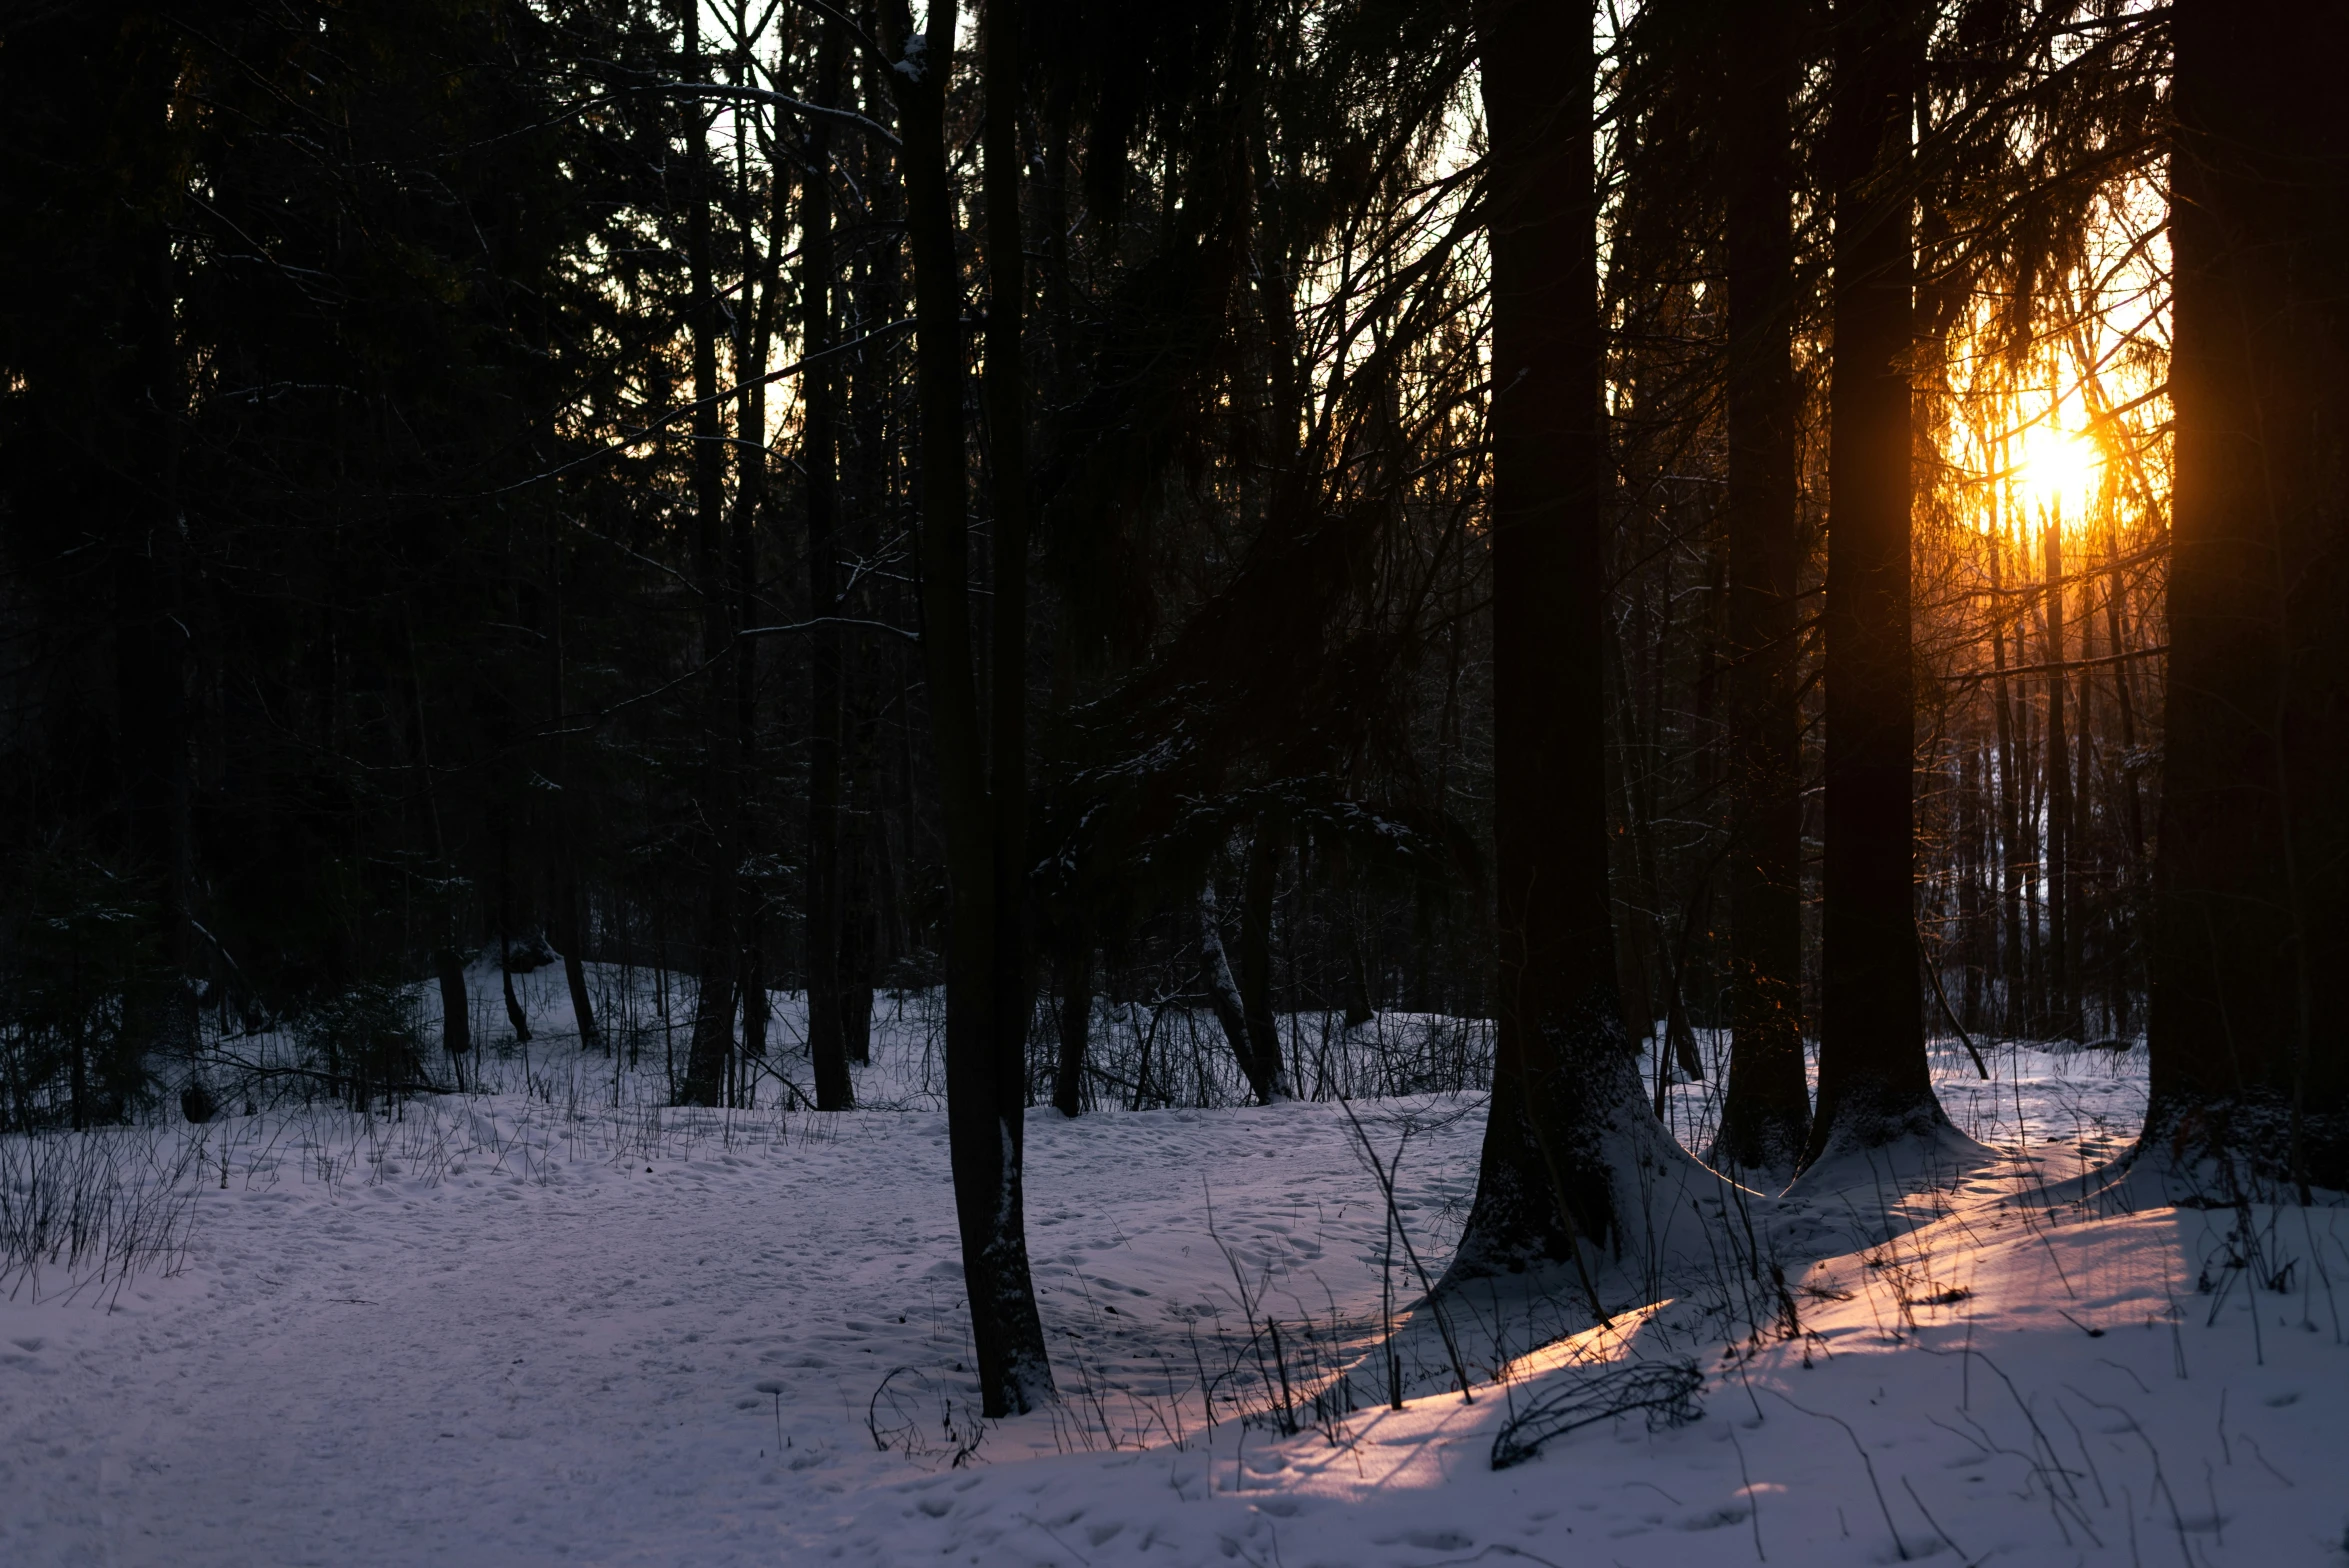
1340;910;1377;1032
436;947;472;1087
1200;883;1274;1103
839;801;876;1064
1712;0;1811;1172
2150;0;2349;1194
111;26;196;1068
1803;0;1943;1170
2042;515;2076;1038
1237;827;1288;1098
1452;0;1653;1274
985;0;1042;1190
676;0;736;1107
1987;526;2026;1033
560;876;599;1051
804;16;855;1111
887;0;1054;1415
735;36;789;1075
497;838;532;1045
1052;935;1091;1117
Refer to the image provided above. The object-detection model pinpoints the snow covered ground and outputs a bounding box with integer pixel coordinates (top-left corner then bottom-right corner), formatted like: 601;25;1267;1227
4;968;2346;1566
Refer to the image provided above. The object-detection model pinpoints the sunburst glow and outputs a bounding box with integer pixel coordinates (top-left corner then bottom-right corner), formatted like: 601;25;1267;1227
2014;419;2104;525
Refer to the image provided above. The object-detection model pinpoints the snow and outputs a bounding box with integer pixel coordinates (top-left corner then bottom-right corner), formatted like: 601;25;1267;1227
4;966;2346;1566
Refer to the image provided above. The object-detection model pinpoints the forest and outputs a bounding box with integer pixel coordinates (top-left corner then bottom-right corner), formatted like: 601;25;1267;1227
2;0;2345;1564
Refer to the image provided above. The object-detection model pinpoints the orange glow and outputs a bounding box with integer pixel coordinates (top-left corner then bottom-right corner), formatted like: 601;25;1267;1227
2014;419;2103;525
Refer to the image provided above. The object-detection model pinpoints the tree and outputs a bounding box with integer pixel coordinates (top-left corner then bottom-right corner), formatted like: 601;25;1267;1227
1803;0;1946;1169
803;14;856;1113
1711;0;1812;1173
1452;0;1665;1277
2150;0;2349;1196
676;0;742;1108
881;0;1055;1416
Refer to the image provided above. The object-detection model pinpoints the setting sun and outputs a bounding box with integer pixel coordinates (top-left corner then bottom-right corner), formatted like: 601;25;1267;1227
2015;420;2104;523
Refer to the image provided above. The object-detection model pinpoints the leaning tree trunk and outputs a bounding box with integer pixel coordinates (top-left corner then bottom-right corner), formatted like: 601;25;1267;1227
2150;0;2349;1196
887;0;1054;1416
559;873;599;1052
1451;0;1655;1277
1802;0;1945;1170
1200;884;1275;1104
1711;0;1811;1173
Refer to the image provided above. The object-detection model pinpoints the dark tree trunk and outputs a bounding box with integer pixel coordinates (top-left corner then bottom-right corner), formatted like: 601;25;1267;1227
1804;0;1942;1168
560;876;599;1051
677;0;736;1107
1987;533;2026;1032
111;28;196;1066
2042;517;2076;1038
405;621;470;1080
436;947;472;1085
2150;0;2349;1194
1340;917;1377;1032
804;17;855;1111
984;0;1042;1194
839;803;875;1064
1711;0;1811;1172
2102;528;2146;878
887;0;1053;1415
1453;0;1645;1271
1237;827;1287;1098
497;838;532;1045
1200;884;1274;1104
1052;935;1091;1117
734;47;788;1074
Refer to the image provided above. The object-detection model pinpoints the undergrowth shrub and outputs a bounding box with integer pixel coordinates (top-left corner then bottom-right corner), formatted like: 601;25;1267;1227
295;982;429;1110
0;847;164;1133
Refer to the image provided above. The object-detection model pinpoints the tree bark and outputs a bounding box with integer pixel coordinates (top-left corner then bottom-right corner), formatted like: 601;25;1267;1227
804;16;855;1111
1237;826;1288;1098
1052;935;1091;1117
2042;514;2076;1038
886;0;1054;1415
1712;0;1811;1172
2150;0;2349;1194
735;35;790;1075
436;947;473;1086
110;19;196;1068
985;0;1040;1188
1987;525;2027;1033
1452;0;1646;1272
677;0;737;1107
1200;883;1274;1104
560;876;599;1052
1804;0;1942;1168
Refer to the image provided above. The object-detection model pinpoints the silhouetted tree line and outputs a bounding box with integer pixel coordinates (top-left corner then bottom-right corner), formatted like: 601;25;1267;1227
4;0;2343;1413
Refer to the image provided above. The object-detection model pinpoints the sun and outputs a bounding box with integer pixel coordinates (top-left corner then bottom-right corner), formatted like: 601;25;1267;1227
2014;421;2103;524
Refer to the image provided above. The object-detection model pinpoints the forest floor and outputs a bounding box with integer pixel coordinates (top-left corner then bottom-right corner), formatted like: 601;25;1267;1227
4;967;2345;1567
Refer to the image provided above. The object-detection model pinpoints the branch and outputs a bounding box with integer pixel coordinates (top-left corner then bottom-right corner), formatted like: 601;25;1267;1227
738;616;920;645
450;317;911;500
1939;643;2168;685
649;81;900;148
